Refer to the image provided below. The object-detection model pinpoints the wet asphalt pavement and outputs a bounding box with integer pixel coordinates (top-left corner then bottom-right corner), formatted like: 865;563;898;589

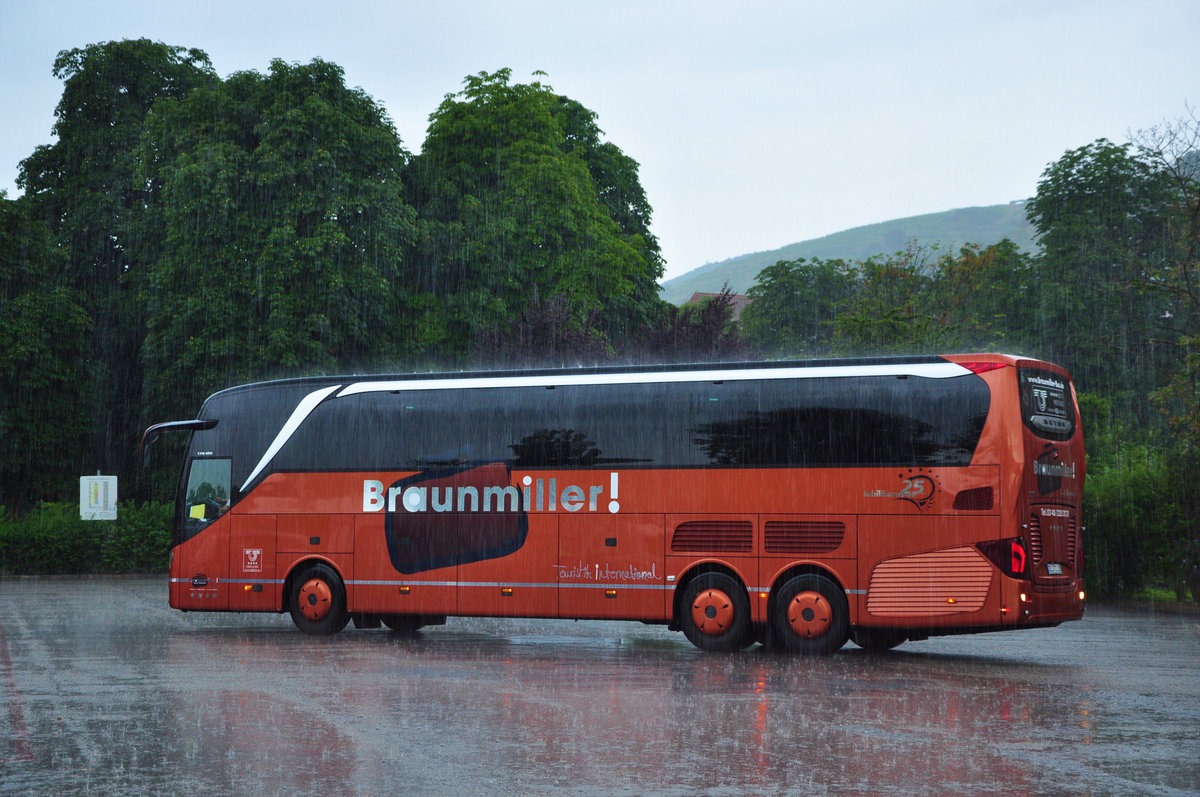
1;576;1197;795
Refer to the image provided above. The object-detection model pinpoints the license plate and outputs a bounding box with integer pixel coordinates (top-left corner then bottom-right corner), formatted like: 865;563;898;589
1046;563;1063;575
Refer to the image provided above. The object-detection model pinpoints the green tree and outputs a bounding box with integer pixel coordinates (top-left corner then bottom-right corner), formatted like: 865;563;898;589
404;69;663;359
931;239;1038;351
741;257;855;355
832;245;946;354
1025;139;1180;412
16;39;216;488
551;94;665;338
1135;113;1200;601
0;195;92;510
137;58;416;420
1030;130;1199;601
1076;393;1186;598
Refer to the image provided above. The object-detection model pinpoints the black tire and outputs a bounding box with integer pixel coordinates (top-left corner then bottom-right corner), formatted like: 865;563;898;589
851;627;907;652
289;563;349;636
770;574;849;655
678;572;753;653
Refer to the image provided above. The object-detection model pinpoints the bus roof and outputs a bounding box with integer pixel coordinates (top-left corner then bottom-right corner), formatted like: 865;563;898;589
202;353;1042;403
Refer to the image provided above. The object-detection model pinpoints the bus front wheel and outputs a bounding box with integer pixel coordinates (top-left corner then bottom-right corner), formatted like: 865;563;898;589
678;573;752;653
289;564;349;636
771;574;849;655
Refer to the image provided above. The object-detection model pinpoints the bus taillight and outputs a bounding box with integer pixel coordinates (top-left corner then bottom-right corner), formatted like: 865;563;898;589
977;538;1028;579
959;361;1008;375
1010;540;1027;575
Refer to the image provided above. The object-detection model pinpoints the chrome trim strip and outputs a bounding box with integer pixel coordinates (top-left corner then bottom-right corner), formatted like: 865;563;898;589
336;362;969;397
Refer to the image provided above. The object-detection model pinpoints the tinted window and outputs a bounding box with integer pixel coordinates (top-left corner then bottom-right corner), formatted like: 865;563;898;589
1018;368;1076;441
272;373;989;471
692;375;988;467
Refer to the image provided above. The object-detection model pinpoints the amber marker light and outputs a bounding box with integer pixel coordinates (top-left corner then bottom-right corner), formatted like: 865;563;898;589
1079;591;1086;601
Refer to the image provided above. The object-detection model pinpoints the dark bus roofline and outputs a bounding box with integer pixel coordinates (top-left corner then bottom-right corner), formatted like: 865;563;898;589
198;354;1031;404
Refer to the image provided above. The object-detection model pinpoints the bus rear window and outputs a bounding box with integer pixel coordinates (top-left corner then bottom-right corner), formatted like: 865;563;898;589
1018;368;1075;441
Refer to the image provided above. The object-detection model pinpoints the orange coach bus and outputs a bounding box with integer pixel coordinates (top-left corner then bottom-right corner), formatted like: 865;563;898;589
140;354;1085;653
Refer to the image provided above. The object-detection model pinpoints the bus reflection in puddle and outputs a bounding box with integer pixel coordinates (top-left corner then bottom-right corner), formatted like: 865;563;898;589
162;628;1071;793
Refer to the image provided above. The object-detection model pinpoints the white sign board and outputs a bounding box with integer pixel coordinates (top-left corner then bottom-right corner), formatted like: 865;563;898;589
80;475;118;520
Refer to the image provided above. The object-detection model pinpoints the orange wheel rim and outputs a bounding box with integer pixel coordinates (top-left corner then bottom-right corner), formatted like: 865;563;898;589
298;578;332;621
786;590;832;638
691;588;735;635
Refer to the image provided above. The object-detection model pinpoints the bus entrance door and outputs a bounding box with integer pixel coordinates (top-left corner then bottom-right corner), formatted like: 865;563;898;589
171;457;233;611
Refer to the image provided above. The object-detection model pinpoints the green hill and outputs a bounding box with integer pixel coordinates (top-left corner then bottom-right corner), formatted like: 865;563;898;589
659;201;1036;305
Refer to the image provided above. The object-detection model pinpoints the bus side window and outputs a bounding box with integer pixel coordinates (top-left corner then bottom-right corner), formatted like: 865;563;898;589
185;458;232;524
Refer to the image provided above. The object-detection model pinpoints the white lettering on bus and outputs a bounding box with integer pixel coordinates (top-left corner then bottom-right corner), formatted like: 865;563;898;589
362;473;620;514
1024;375;1065;391
364;480;384;511
1033;461;1076;479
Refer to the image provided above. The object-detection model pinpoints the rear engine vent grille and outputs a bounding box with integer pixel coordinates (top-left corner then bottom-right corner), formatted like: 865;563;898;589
1028;514;1044;563
1027;507;1080;586
671;521;753;553
1027;513;1079;565
764;521;845;554
953;487;994;511
1067;517;1078;566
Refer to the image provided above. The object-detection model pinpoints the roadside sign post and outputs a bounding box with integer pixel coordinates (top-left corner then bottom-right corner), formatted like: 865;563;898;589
79;474;118;520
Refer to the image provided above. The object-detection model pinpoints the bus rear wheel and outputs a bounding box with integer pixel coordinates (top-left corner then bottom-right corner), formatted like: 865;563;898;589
679;573;752;653
289;564;349;636
771;574;849;655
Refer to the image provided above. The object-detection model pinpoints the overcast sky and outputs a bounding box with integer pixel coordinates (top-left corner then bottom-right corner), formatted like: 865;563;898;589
2;1;1196;281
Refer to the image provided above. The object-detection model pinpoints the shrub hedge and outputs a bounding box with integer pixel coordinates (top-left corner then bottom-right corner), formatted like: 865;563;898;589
0;501;172;574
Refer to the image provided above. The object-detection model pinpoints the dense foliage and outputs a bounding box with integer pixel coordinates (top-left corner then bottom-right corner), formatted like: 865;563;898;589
1;39;1197;598
137;57;417;420
0;502;172;574
403;69;664;360
15;40;217;501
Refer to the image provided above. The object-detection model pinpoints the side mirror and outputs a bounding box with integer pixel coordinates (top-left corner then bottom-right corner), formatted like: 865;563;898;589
139;419;218;467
